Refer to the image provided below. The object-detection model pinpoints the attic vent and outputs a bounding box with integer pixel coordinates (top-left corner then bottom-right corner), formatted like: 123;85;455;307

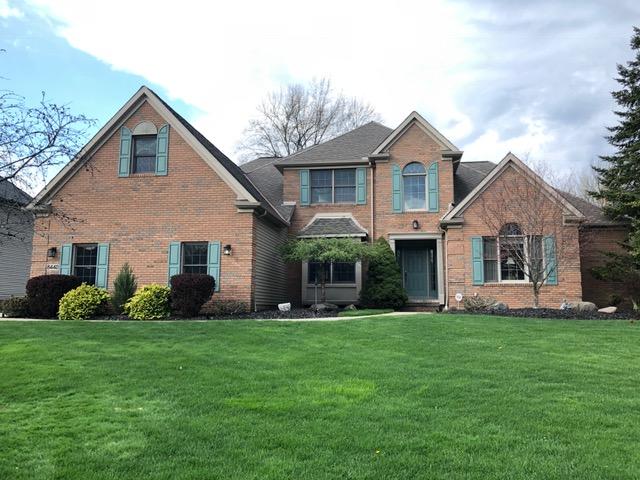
132;121;157;135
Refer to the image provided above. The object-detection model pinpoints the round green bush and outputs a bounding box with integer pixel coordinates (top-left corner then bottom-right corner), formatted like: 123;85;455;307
124;284;171;320
58;284;110;320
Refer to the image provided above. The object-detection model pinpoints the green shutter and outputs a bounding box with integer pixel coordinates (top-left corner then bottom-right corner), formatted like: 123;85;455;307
300;169;310;206
356;167;367;205
60;244;72;275
95;243;110;288
392;164;402;213
155;124;169;176
544;235;558;285
118;126;131;177
471;237;484;285
208;241;221;292
428;162;439;212
168;242;181;283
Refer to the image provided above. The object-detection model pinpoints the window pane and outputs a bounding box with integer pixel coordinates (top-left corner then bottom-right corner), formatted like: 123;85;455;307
403;162;426;175
500;238;525;280
332;262;356;283
132;136;156;174
182;243;208;274
73;244;98;285
335;186;355;203
334;169;355;186
403;175;426;210
311;187;332;204
482;237;498;282
310;170;332;187
308;262;330;284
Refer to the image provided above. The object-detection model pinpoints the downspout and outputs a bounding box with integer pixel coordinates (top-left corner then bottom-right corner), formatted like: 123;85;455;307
442;225;449;311
369;160;376;241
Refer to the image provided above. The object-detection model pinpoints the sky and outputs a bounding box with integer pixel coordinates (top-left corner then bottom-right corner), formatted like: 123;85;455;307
1;0;638;187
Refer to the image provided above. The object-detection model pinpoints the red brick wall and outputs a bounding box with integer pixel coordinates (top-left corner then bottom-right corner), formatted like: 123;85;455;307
579;226;629;308
31;100;256;305
446;166;583;308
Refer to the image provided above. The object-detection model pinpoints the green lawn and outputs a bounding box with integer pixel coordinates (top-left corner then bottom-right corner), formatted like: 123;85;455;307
1;315;639;479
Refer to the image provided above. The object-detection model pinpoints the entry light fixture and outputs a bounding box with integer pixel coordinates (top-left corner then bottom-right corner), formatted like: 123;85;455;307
223;244;232;256
47;247;57;258
412;219;420;230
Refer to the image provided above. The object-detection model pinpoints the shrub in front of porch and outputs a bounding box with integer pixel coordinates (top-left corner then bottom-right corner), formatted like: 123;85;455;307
58;284;110;320
124;284;171;320
359;237;407;309
26;274;82;318
170;273;215;317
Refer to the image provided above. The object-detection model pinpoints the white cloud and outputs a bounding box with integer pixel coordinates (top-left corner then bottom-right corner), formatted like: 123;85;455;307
0;0;23;18
24;0;634;171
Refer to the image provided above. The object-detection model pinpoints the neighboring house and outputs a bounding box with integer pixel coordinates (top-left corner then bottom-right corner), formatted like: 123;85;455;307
0;181;33;299
27;86;624;310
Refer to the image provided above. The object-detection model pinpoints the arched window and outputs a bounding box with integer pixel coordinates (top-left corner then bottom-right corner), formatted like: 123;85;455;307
402;162;426;210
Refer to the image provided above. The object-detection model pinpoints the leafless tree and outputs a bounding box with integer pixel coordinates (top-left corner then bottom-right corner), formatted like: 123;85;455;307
237;78;381;161
478;164;583;308
0;90;94;241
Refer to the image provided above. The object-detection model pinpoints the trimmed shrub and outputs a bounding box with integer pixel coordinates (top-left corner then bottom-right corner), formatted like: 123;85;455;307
59;284;110;320
112;263;137;314
170;273;215;317
26;274;82;318
202;299;249;317
0;296;29;318
359;237;408;309
124;284;171;320
463;294;497;312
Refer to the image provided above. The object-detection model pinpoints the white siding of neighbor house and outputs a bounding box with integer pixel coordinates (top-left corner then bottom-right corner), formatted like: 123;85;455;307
0;207;33;299
253;217;288;310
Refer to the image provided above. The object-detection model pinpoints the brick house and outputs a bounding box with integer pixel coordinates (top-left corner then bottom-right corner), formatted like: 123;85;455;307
27;86;625;310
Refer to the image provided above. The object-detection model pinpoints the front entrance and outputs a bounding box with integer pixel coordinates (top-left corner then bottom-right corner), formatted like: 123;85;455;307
397;240;438;301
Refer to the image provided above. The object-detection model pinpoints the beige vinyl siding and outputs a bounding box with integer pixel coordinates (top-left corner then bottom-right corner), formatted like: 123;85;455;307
253;216;288;310
0;207;33;299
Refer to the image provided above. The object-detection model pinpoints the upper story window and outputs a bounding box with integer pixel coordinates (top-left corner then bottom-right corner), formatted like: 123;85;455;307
310;169;356;204
402;162;426;210
182;242;208;274
132;135;157;174
73;244;98;285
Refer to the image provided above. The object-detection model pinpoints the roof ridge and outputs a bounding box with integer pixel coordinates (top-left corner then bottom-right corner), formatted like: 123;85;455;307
243;157;281;174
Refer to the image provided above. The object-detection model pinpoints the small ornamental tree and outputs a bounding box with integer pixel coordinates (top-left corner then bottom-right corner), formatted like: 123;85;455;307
359;238;407;309
111;263;137;314
280;237;375;303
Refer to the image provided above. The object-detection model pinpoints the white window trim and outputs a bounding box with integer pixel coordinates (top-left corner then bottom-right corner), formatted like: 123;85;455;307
310;168;357;205
483;235;545;285
402;162;428;211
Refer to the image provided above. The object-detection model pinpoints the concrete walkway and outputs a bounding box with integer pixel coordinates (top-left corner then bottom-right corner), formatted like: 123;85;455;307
0;311;427;323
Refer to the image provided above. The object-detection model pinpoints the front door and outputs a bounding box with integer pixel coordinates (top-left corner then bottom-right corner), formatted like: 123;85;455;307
403;249;428;299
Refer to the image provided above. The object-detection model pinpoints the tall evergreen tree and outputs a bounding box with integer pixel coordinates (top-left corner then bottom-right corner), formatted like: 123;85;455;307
593;27;640;256
591;27;640;309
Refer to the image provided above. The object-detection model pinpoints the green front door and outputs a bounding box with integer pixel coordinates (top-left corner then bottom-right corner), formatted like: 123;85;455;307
403;249;428;299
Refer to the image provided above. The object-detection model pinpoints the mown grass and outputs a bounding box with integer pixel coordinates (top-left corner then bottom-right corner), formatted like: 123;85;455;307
337;308;393;317
1;315;639;479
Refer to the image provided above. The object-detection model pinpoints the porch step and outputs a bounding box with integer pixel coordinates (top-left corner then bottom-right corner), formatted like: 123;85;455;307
402;303;442;312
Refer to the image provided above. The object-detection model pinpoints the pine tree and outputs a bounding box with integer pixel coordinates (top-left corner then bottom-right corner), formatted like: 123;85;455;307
359;238;407;309
591;27;640;309
593;27;640;256
112;263;138;314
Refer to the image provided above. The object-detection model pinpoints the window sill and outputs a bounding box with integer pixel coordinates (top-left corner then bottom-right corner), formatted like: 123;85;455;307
307;203;359;206
127;172;158;177
482;281;530;286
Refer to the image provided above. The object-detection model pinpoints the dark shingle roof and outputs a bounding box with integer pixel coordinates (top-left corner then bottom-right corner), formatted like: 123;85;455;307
0;181;31;205
151;90;287;225
556;191;625;226
298;217;368;238
453;161;496;204
277;122;393;168
240;157;294;221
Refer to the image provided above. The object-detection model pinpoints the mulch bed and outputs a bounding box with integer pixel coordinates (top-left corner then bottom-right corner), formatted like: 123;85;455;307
451;308;639;320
